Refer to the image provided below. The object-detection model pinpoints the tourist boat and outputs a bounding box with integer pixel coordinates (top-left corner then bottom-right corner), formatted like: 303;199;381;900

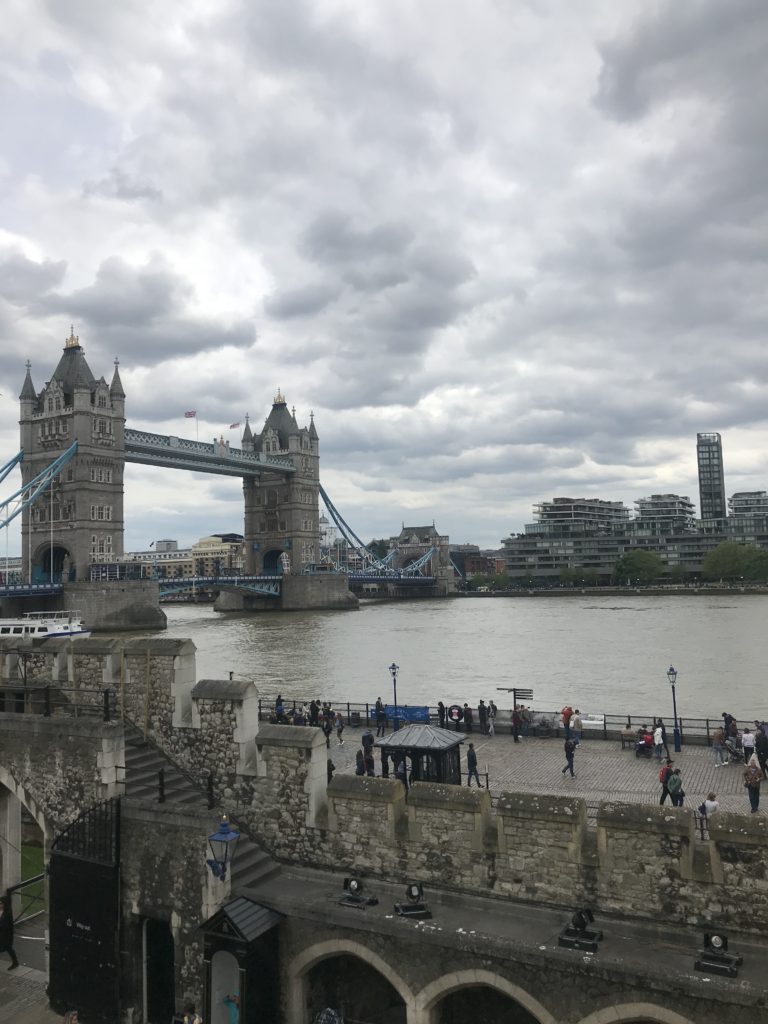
0;611;91;639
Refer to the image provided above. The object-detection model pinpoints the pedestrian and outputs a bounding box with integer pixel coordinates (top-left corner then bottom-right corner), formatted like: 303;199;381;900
327;758;335;784
309;699;319;727
375;697;387;737
653;723;664;761
561;737;576;778
463;704;473;733
322;714;333;748
478;700;487;734
698;792;719;818
521;705;532;737
0;896;18;971
380;748;389;778
711;725;726;766
659;759;674;804
223;992;240;1024
437;701;446;729
487;701;495;738
742;727;756;762
756;727;768;775
467;743;481;787
362;728;374;755
571;709;583;743
394;756;407;788
656;718;670;758
355;749;365;775
667;768;685;807
512;706;522;743
744;754;764;813
333;710;345;745
561;705;573;739
364;751;375;777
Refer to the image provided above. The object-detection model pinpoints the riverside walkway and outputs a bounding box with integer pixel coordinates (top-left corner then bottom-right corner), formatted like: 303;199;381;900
329;725;762;817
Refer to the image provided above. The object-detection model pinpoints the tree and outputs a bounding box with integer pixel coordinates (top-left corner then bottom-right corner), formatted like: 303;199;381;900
614;550;664;584
701;542;753;581
367;538;389;560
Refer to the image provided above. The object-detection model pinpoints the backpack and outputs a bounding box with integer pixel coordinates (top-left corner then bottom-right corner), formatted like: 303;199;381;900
659;765;670;784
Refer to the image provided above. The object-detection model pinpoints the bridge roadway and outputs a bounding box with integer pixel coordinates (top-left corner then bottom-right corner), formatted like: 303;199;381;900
329;725;761;817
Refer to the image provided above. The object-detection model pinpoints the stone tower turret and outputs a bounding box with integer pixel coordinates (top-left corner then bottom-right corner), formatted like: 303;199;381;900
19;330;125;583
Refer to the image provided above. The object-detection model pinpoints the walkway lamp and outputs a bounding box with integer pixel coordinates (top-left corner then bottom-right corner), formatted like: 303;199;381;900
667;665;681;752
389;662;400;732
206;815;240;881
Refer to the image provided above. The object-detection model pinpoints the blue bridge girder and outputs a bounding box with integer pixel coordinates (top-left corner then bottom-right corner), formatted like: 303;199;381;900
0;442;79;531
158;574;282;598
0;581;63;598
124;429;296;478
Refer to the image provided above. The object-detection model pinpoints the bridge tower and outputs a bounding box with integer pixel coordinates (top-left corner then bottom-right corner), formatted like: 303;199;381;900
18;330;125;583
241;391;320;574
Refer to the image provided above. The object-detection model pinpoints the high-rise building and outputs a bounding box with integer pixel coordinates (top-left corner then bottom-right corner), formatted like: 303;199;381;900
696;432;726;521
729;491;768;517
634;494;696;533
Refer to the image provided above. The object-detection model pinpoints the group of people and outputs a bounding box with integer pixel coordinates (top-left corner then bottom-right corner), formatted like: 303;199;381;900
272;695;346;747
711;712;768;771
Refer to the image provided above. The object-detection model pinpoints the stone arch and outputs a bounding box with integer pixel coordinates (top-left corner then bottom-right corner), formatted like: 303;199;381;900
415;969;558;1024
286;938;415;1024
0;763;52;842
576;1005;697;1024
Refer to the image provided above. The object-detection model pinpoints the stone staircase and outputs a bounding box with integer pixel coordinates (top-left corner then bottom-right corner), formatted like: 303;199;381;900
122;725;280;890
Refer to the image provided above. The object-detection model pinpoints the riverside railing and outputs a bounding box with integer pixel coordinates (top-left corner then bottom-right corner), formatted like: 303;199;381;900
0;684;117;721
255;696;734;747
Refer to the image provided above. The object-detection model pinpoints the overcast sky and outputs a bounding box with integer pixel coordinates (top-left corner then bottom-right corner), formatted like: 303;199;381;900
1;0;767;553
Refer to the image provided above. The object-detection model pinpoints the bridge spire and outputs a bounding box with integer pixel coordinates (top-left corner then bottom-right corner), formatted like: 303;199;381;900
65;325;80;348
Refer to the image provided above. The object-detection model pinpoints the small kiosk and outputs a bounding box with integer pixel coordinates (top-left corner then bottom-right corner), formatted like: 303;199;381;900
376;723;464;787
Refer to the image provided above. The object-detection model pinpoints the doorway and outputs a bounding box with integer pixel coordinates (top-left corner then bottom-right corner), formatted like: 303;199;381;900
144;918;175;1024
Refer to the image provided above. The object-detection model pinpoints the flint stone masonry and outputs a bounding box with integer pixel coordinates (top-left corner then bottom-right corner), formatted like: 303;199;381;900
0;716;123;837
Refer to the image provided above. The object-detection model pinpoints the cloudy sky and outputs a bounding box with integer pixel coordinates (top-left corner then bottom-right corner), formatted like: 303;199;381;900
1;0;766;552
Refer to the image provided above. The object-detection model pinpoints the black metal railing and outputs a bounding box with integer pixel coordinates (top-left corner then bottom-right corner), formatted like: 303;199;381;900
52;797;121;865
6;873;46;925
0;685;118;721
254;696;724;747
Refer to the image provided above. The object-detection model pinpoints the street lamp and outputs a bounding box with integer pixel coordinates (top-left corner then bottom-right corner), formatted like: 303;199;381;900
667;665;681;752
206;815;240;881
389;662;400;732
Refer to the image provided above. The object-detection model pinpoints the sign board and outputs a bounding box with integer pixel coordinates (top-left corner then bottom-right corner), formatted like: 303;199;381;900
381;704;430;723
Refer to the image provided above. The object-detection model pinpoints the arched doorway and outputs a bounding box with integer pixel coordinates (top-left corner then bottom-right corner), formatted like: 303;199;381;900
35;544;72;583
0;779;48;974
263;549;285;574
306;953;407;1023
210;950;240;1024
434;986;541;1023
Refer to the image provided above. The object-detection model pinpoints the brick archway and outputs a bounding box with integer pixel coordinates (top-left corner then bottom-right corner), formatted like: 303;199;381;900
576;1005;697;1024
414;969;557;1024
0;763;52;841
285;938;416;1024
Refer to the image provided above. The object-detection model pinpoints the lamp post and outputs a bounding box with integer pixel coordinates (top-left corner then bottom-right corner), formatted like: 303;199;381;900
206;815;240;881
389;662;400;732
667;665;681;752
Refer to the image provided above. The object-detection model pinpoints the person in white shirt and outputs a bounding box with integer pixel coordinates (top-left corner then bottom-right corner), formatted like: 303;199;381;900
653;725;664;761
703;792;719;816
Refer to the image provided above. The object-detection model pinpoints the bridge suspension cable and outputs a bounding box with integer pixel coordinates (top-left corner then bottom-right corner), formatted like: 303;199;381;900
319;484;389;573
0;442;78;530
0;451;23;488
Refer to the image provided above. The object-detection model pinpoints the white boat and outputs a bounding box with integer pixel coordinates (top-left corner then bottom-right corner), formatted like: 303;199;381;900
0;611;91;639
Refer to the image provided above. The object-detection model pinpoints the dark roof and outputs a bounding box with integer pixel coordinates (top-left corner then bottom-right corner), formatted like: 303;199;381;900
19;366;37;401
258;393;298;450
110;362;125;398
200;896;283;942
397;525;439;542
375;723;464;751
50;335;96;402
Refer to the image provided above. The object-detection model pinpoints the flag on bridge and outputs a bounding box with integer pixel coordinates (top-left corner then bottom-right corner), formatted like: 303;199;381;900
229;422;241;430
184;410;196;418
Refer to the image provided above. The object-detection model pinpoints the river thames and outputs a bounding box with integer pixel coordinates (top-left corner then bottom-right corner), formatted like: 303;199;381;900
149;593;768;721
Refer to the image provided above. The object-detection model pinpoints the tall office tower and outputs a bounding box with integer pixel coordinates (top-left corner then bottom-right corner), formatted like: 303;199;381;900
696;432;726;521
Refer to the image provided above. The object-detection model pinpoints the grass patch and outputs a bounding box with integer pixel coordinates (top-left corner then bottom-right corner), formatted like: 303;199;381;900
16;844;46;917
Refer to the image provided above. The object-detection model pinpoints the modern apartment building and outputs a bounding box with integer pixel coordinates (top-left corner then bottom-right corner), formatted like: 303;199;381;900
634;494;696;534
697;432;726;521
729;491;768;516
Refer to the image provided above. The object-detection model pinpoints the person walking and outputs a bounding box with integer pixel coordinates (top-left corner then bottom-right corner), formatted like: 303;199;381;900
711;725;727;767
512;707;522;743
659;759;674;804
744;754;764;813
561;737;577;778
742;727;756;762
653;723;664;761
333;710;345;745
571;710;583;743
487;701;495;738
437;701;446;729
561;705;573;739
521;705;532;737
463;704;473;733
0;897;18;971
756;727;768;776
478;700;488;735
322;713;333;748
375;697;387;737
467;743;481;787
667;768;685;806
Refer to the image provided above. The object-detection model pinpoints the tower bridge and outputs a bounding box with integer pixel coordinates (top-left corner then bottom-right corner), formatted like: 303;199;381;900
0;332;454;624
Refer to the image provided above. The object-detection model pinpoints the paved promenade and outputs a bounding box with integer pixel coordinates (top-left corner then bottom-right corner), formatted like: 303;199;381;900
330;726;763;817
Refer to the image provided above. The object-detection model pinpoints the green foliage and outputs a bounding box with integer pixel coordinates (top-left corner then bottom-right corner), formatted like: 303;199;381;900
614;550;664;583
367;538;389;560
703;541;768;581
